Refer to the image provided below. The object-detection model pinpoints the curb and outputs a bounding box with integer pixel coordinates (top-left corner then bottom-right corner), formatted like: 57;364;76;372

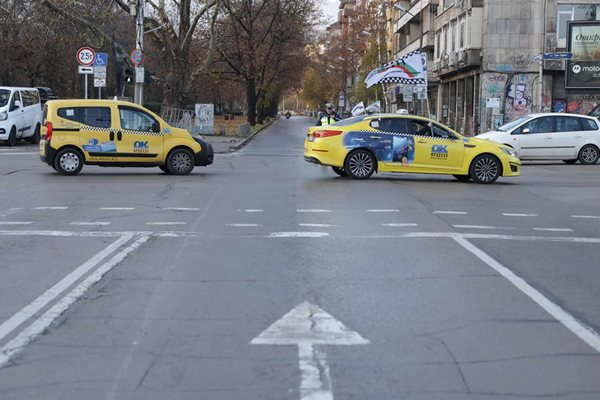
228;117;279;152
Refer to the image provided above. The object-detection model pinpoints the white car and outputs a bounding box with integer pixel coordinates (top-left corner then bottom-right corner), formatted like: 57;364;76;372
477;113;600;165
0;87;43;146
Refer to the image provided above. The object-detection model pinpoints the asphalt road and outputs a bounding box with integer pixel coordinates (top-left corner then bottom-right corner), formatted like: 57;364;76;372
0;117;599;400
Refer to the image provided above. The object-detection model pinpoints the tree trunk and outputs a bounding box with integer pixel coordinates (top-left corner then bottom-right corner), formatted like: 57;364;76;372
246;78;257;126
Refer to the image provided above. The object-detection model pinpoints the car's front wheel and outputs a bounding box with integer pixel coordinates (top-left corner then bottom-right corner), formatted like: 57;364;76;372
166;148;194;175
578;145;599;165
344;149;376;179
331;166;348;177
7;127;16;147
54;148;84;175
470;154;500;184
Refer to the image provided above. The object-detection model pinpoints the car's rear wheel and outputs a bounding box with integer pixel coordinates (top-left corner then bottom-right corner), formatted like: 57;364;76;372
167;148;194;175
452;174;471;181
344;149;376;179
54;148;84;175
7;127;16;147
562;159;578;164
331;166;348;177
470;154;500;184
28;124;41;144
578;145;599;165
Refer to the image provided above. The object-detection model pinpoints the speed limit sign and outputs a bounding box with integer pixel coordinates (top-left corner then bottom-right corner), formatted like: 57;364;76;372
76;47;96;66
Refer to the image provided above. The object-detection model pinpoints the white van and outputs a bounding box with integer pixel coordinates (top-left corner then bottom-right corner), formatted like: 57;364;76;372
0;87;43;146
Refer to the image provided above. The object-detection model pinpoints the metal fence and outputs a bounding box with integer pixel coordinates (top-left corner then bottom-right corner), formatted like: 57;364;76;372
161;108;194;131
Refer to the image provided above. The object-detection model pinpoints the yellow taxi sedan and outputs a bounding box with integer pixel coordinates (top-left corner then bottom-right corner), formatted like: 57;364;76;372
304;114;520;184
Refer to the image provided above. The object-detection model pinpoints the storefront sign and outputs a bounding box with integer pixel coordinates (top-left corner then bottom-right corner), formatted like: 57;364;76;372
566;21;600;89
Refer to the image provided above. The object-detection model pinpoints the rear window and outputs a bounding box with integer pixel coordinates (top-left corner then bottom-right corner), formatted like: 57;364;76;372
556;116;581;132
330;116;368;127
57;107;111;128
580;118;599;131
19;90;39;107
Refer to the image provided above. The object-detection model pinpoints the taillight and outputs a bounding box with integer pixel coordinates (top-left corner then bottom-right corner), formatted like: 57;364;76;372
45;121;53;141
313;130;343;138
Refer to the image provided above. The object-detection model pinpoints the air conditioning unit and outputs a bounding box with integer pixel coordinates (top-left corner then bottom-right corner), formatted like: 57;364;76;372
433;61;441;71
448;52;458;67
458;50;467;64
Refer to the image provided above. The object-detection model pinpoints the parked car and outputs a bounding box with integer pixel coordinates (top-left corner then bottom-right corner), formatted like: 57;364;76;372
36;87;58;106
0;86;43;146
304;113;520;184
477;113;600;165
40;99;214;175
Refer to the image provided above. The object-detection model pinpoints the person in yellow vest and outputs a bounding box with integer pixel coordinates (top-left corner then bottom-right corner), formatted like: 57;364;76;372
316;103;341;126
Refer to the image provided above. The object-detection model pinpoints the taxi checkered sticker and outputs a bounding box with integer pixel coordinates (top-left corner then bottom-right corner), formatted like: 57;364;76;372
81;125;163;136
355;129;456;142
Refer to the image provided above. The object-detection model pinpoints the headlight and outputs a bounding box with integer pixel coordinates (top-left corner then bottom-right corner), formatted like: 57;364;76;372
0;111;7;121
500;147;517;157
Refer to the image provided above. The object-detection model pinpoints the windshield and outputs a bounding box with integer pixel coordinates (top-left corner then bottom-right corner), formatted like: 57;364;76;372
496;116;532;132
0;89;10;107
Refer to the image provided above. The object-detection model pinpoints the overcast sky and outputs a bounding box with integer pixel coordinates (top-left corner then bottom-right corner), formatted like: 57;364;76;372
321;0;339;25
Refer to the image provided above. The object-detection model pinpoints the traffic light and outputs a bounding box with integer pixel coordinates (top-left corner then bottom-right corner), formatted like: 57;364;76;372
123;65;134;84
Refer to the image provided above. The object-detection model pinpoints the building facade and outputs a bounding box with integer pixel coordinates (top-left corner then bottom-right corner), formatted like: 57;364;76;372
386;0;600;134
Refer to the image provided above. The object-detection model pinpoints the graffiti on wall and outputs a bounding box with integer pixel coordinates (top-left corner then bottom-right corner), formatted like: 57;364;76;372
504;74;535;120
566;93;600;115
483;74;506;98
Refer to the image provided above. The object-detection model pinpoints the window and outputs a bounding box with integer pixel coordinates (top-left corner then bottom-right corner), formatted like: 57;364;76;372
119;107;158;132
58;107;112;128
580;118;599;131
431;123;456;139
519;116;554;134
557;4;600;48
10;91;21;111
372;118;407;133
20;91;39;107
0;89;10;107
556;116;581;132
406;119;432;136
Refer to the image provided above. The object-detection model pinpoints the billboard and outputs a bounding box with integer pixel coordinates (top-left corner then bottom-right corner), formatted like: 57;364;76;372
566;21;600;89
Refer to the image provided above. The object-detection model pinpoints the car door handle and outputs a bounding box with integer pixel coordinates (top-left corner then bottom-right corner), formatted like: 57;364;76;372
109;131;115;141
370;136;381;139
117;130;122;141
417;139;427;144
575;135;583;138
544;136;552;140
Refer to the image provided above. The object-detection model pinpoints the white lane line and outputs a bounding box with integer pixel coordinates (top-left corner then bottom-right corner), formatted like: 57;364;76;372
163;207;201;211
227;224;263;227
0;235;133;346
572;215;600;219
533;227;574;232
0;208;21;218
244;209;264;213
367;209;400;213
100;207;135;211
0;152;39;155
146;222;187;226
0;235;148;368
269;232;330;238
502;213;538;217
34;207;68;210
381;223;418;227
454;235;600;353
453;224;497;230
70;222;111;226
299;223;335;227
0;222;33;225
433;211;468;215
297;209;331;213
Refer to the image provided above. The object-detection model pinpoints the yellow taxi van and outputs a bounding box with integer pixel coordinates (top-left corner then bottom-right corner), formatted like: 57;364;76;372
40;99;213;175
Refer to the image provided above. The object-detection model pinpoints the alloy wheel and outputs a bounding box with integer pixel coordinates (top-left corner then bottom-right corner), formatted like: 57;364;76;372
347;151;374;178
473;156;499;183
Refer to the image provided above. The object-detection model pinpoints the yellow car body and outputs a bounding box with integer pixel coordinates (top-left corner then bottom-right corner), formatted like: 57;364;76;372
40;99;213;175
304;114;520;183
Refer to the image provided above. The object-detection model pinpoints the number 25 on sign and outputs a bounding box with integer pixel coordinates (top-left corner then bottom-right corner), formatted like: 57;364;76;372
76;47;96;66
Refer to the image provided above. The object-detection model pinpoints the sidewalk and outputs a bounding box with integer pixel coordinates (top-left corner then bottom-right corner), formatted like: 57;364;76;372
197;118;277;154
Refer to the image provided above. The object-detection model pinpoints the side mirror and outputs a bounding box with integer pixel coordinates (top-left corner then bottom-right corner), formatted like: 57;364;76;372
522;128;530;134
11;100;21;111
152;121;160;132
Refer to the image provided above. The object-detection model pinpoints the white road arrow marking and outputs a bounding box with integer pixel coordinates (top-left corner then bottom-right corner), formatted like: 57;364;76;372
251;302;369;400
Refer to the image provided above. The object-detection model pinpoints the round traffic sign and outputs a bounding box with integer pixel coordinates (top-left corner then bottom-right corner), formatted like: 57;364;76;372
130;48;145;66
77;47;96;66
